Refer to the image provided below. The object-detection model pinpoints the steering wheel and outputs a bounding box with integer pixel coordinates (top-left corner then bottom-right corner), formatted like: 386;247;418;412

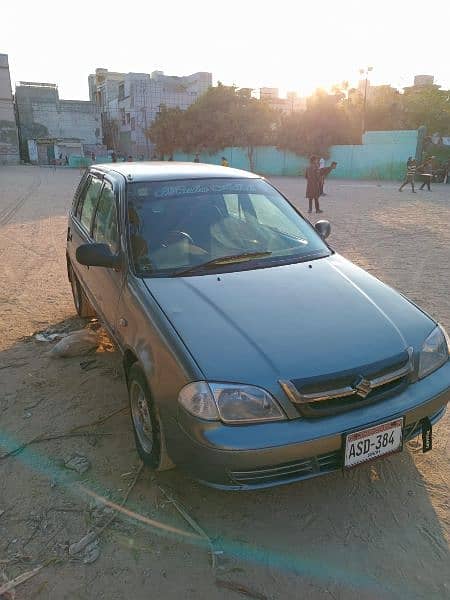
161;230;194;247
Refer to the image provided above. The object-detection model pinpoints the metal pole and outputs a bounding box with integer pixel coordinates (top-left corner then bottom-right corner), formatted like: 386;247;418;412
362;75;368;135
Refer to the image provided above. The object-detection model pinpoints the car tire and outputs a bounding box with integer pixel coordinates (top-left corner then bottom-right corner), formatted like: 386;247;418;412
68;262;95;318
128;364;170;470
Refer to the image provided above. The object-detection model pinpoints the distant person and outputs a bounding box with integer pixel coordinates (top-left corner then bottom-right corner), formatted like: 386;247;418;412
194;153;200;163
91;152;96;162
111;151;117;163
127;155;133;162
305;156;322;214
221;156;229;167
64;155;69;166
419;158;433;191
151;154;158;161
399;158;417;192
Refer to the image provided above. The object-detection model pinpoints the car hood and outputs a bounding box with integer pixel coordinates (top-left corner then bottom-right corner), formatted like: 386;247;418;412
145;254;435;383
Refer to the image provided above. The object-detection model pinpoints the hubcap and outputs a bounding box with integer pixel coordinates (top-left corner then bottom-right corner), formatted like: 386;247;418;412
130;381;154;454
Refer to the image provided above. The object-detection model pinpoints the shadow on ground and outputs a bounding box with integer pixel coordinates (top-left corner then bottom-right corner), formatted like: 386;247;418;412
1;317;449;600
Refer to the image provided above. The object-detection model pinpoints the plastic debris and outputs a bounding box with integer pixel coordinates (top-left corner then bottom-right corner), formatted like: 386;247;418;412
48;330;99;358
64;453;91;475
34;332;66;342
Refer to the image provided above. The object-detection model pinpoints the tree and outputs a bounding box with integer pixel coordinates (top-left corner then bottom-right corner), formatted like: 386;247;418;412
401;87;450;134
147;106;185;158
277;89;355;157
230;96;277;171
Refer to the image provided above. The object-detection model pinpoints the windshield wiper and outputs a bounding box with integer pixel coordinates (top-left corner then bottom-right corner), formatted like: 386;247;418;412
173;251;272;277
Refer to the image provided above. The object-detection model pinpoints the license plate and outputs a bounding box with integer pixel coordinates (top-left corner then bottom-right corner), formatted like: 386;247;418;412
344;417;404;469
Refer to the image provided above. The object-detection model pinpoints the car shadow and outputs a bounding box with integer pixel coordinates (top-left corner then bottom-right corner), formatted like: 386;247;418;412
0;317;449;600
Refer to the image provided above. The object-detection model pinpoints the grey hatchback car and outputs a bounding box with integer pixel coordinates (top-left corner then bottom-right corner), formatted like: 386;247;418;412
66;162;450;490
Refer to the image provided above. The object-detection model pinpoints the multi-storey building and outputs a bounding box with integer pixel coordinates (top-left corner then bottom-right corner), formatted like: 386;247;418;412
15;81;102;163
89;67;212;158
0;53;20;164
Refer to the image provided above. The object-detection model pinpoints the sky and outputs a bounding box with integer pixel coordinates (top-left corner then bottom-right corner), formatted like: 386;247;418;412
2;0;450;100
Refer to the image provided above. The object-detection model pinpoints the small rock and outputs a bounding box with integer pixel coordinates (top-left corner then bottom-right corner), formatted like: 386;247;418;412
83;540;100;564
64;453;91;475
69;531;97;556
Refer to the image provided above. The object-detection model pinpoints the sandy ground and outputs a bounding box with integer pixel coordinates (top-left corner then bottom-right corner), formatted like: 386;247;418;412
0;165;449;600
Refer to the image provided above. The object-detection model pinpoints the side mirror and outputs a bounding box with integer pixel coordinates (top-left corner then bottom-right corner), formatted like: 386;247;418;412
76;243;120;268
315;220;331;239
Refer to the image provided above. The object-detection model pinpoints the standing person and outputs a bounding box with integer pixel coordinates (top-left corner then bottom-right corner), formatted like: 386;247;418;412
399;158;417;192
305;156;323;214
193;153;200;163
127;155;133;162
419;158;433;191
111;151;117;163
221;156;229;167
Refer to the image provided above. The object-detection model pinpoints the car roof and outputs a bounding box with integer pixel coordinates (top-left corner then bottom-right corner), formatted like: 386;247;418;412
91;161;260;182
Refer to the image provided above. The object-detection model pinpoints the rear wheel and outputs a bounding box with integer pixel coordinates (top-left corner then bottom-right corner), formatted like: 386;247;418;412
68;262;95;318
128;364;166;470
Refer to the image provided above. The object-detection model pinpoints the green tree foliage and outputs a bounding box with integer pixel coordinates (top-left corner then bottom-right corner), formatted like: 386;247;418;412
276;89;356;157
147;106;185;158
147;81;450;162
401;87;450;133
147;84;277;169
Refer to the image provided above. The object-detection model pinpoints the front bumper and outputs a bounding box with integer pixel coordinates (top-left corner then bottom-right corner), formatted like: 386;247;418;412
169;365;450;490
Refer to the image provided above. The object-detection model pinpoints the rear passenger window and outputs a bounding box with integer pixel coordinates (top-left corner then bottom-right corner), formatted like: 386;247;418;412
92;182;119;254
79;177;102;232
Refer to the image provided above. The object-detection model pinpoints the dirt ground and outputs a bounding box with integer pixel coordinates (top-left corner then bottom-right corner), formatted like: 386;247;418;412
0;165;449;600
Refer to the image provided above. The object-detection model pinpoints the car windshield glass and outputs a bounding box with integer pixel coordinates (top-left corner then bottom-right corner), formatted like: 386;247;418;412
126;177;331;276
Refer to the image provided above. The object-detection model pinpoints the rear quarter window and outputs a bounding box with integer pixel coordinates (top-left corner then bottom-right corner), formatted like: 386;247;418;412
72;172;89;215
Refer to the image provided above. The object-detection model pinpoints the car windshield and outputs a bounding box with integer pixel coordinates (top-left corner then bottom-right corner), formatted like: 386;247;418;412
126;177;331;276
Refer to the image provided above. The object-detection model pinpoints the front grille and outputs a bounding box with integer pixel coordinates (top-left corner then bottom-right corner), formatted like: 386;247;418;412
229;450;342;486
297;376;409;418
286;350;412;418
228;408;444;487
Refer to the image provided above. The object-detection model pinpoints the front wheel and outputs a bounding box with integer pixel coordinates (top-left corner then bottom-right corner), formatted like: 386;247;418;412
128;364;167;470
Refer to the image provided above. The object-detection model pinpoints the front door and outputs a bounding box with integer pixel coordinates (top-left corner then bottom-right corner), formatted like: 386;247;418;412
89;178;123;337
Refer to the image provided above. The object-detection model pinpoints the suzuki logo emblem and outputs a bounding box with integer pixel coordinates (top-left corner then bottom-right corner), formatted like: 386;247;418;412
354;376;372;398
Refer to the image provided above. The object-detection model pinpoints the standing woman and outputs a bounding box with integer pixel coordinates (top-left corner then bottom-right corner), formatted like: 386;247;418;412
305;156;323;213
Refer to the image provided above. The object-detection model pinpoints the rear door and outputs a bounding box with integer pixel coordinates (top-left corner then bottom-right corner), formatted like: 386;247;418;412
88;177;124;337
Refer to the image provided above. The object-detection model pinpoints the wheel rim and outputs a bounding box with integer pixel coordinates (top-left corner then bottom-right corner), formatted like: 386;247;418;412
130;380;154;454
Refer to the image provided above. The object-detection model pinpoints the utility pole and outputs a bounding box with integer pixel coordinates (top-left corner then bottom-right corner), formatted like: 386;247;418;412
359;66;373;138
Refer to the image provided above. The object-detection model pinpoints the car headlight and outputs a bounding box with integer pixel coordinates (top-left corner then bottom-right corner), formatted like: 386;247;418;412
418;325;450;379
178;382;286;424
